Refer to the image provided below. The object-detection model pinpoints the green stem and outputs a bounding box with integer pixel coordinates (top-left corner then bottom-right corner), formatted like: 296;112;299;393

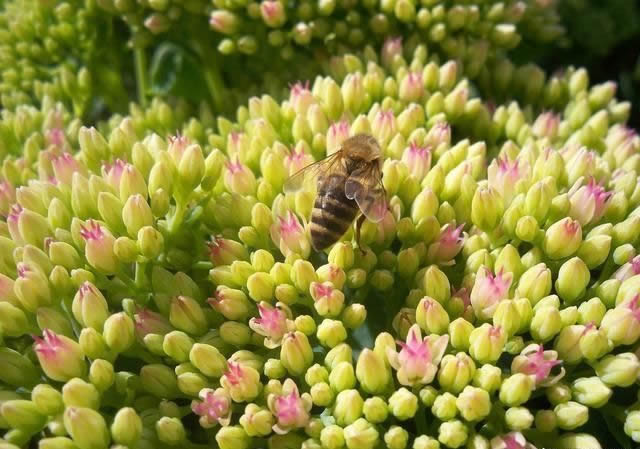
169;202;187;236
202;63;226;115
416;403;427;436
134;47;149;108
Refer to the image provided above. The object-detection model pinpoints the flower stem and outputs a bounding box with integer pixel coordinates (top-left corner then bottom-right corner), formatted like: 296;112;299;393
134;47;149;108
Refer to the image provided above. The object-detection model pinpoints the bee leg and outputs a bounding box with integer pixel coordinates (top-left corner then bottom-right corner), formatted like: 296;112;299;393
354;214;367;255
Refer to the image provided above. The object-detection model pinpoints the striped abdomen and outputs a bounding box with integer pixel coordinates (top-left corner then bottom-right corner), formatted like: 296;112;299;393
310;174;358;250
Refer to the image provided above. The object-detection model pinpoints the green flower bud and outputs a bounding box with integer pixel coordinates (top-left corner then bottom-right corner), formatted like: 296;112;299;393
499;373;534;406
62;378;100;409
320;424;344;449
448;318;473;351
534;409;557;433
325;343;353;370
156;416;186;445
493;300;521;338
472;364;502;394
343;418;378;449
388;388;418;421
596;353;640;387
546;382;572;405
530;306;562;342
63;407;110;449
317;319;347;348
140;364;179;399
469;324;506;364
543;218;582;259
281;331;314;376
554;324;586;365
571;377;612;408
579;326;610;361
188;343;226;377
310;382;334;407
161;331;194;363
220;321;251;346
384;426;409;449
422;265;451;304
342;304;367;329
555;258;590;304
505;407;534;430
356;349;390;394
72;282;109;331
1;400;46;432
334;389;364;426
438;353;475;394
577;297;606;326
31;384;63;416
413;435;441;449
216;426;250;449
264;358;286;379
456;386;490;422
239;404;274;437
625;411;640;443
418;386;438;408
89;359;114;393
0;302;29;337
305;364;329;387
169;296;208;336
577;235;611;269
14;263;52;312
416;296;450;335
103;312;134;353
362;397;388;424
471;186;503;232
554;401;589;430
431;390;458;421
110;407;142;447
329;361;356;392
438;420;467;448
515;263;552;305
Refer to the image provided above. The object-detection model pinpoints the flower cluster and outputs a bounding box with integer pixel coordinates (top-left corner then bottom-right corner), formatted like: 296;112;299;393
0;38;639;449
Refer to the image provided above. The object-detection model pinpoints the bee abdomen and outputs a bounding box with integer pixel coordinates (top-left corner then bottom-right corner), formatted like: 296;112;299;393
310;193;358;250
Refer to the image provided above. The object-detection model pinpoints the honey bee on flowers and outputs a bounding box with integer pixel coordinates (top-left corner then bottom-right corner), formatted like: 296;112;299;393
284;134;388;251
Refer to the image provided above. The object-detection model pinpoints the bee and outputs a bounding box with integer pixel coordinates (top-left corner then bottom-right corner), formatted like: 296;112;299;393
284;133;387;251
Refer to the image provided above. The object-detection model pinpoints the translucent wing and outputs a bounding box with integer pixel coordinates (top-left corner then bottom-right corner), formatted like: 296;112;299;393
344;163;387;223
283;151;343;194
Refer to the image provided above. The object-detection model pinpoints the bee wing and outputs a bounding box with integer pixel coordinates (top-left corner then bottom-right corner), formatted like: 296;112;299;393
344;163;387;223
283;152;343;194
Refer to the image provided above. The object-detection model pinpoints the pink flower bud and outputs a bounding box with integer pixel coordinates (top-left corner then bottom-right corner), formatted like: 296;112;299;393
46;127;66;148
381;37;403;68
270;211;311;258
71;281;109;331
470;267;513;321
260;0;286;27
310;281;345;317
425;122;451;148
490;432;536;449
209;10;239;35
168;134;190;167
401;142;432;180
327;120;350;155
532;111;560;139
52;153;84;186
427;223;465;265
224;158;257;196
191;387;232;428
511;343;564;387
568;177;612;226
7;204;23;244
386;324;449;387
0;180;16;218
285;146;315;177
614;255;640;281
208;236;249;266
80;220;118;274
372;110;396;147
134;308;174;341
488;156;529;206
33;329;86;382
399;72;424;102
268;378;312;434
227;132;249;157
220;361;261;402
249;302;294;349
101;159;126;192
289;81;315;116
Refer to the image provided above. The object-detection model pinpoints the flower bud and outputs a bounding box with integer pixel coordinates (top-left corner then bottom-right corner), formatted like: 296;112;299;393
571;377;612;408
505;407;534;430
456;385;491;422
449;318;473;351
62;378;100;410
600;296;640;346
388;388;418;421
473;364;502;394
325;343;353;370
493;300;521;338
362;397;388;424
554;325;585;365
14;263;52;312
333;389;364;426
111;407;142;447
554;401;589;430
310;382;333;407
469;324;506;364
438;420;468;448
356;349;391;394
63;407;110;449
530;306;562;343
216;426;251;449
280;331;313;376
72;282;109;331
103;312;135;353
432;392;458;421
329;361;356;392
422;265;451;304
34;330;86;382
577;297;606;326
342;304;367;329
416;296;450;335
595;353;640;387
343;418;379;449
625;411;640;443
80;220;118;274
499;373;535;406
268;378;312;434
555;257;590;304
471;186;503;232
543;218;582;259
383;426;409;449
239;403;273;436
470;267;512;321
294;315;316;336
310;282;344;317
169;296;208;336
31;384;63;416
0;400;46;432
438;352;476;394
317;319;347;348
156;416;186;445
